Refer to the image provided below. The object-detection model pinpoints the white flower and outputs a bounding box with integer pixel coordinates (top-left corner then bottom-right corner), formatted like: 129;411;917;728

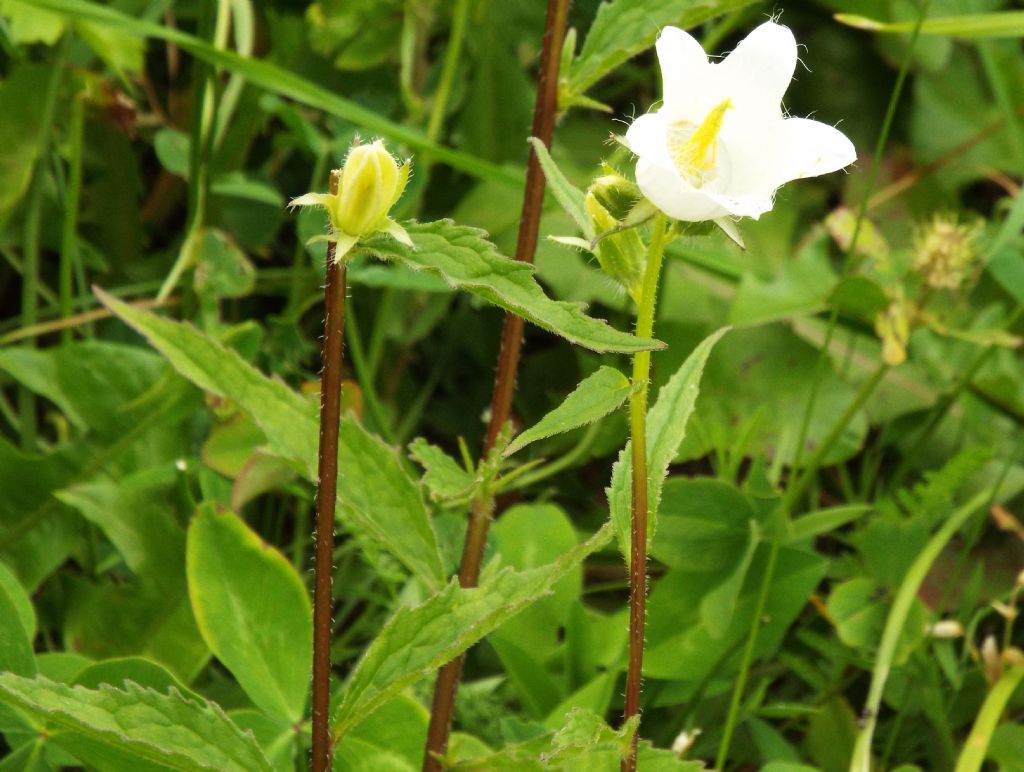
625;22;856;230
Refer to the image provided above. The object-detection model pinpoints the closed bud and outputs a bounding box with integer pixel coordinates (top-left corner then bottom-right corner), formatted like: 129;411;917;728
289;139;412;261
585;191;645;302
929;619;964;639
590;169;641;221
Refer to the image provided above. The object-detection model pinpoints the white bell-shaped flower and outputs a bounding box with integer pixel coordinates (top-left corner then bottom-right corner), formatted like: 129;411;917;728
625;22;856;228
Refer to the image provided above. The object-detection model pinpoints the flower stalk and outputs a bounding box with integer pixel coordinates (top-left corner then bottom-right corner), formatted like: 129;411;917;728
421;0;568;768
622;213;669;772
312;170;344;772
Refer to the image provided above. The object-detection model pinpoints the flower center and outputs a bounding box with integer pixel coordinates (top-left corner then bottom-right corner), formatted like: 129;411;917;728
667;98;733;186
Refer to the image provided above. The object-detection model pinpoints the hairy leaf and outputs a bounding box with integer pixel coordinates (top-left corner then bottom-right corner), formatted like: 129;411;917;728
187;505;311;723
359;221;662;354
99;291;445;590
505;366;633;457
609;328;728;559
527;138;593;240
0;674;272;771
331;524;613;739
409;438;477;501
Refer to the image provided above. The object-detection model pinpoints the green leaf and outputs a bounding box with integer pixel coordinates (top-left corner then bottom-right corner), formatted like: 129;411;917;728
331;524;613;739
527;138;593;240
0;64;56;216
409;439;477;502
835;11;1024;38
0;674;273;772
566;0;760;98
609;328;728;559
786;504;872;543
29;0;519;187
0;578;36;678
505;367;633;457
988;247;1024;305
98;291;447;591
0;562;36;642
186;505;311;723
360;221;661;354
337;417;446;590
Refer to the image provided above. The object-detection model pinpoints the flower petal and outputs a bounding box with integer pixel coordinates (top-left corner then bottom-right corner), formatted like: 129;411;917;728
656;26;710;118
636;158;728;221
717;21;797;115
624;111;672;168
769;117;857;188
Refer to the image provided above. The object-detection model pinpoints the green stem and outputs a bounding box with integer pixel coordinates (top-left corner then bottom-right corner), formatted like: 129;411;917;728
425;0;469;144
849;488;993;772
501;420;602;492
954;665;1024;772
59;90;85;345
18;48;64;449
622;213;668;772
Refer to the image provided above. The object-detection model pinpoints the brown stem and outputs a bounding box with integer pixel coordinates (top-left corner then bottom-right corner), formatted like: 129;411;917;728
421;1;569;769
312;170;344;772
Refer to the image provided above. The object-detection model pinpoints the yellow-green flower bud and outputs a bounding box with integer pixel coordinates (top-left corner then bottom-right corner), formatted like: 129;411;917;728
289;139;412;261
590;170;641;221
585;191;645;303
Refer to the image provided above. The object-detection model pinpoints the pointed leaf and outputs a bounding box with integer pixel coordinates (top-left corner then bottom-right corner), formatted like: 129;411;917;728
409;438;477;501
187;505;311;723
336;417;445;590
0;674;272;772
505;366;633;457
527;138;593;240
331;524;613;739
359;221;662;354
98;291;445;590
609;328;728;560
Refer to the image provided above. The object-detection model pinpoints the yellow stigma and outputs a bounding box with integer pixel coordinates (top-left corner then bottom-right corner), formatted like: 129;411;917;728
668;98;733;183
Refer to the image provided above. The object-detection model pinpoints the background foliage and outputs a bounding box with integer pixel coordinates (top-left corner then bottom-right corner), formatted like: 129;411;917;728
0;0;1022;770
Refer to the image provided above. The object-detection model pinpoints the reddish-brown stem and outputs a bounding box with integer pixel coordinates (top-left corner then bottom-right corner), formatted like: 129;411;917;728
312;171;344;772
421;1;569;769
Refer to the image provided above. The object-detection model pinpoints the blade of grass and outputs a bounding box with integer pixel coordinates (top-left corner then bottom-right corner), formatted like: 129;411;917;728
954;664;1024;772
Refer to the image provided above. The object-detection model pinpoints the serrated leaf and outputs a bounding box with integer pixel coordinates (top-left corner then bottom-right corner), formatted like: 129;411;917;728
566;0;759;98
186;505;311;723
409;438;477;501
98;290;445;591
0;674;273;772
609;328;728;560
359;221;661;354
331;524;613;739
506;367;633;457
527;138;593;240
336;417;446;590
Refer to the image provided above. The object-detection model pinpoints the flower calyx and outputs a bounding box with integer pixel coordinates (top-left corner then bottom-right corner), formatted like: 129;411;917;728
289;138;413;262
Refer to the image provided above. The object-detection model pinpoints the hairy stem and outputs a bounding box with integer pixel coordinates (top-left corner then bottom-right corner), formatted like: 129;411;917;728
622;213;669;772
421;1;568;768
312;171;344;772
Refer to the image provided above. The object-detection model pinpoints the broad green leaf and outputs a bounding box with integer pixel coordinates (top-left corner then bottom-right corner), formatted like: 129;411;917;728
337;417;446;590
334;694;429;772
99;291;446;590
29;0;518;187
988;247;1024;305
0;0;65;44
0;580;36;677
97;289;318;474
566;0;760;98
0;674;273;772
836;11;1024;38
505;366;633;457
71;657;194;699
409;439;477;502
786;504;872;544
0;64;54;216
527;138;593;240
359;221;661;354
186;505;311;723
0;562;36;641
609;328;728;559
331;524;613;739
